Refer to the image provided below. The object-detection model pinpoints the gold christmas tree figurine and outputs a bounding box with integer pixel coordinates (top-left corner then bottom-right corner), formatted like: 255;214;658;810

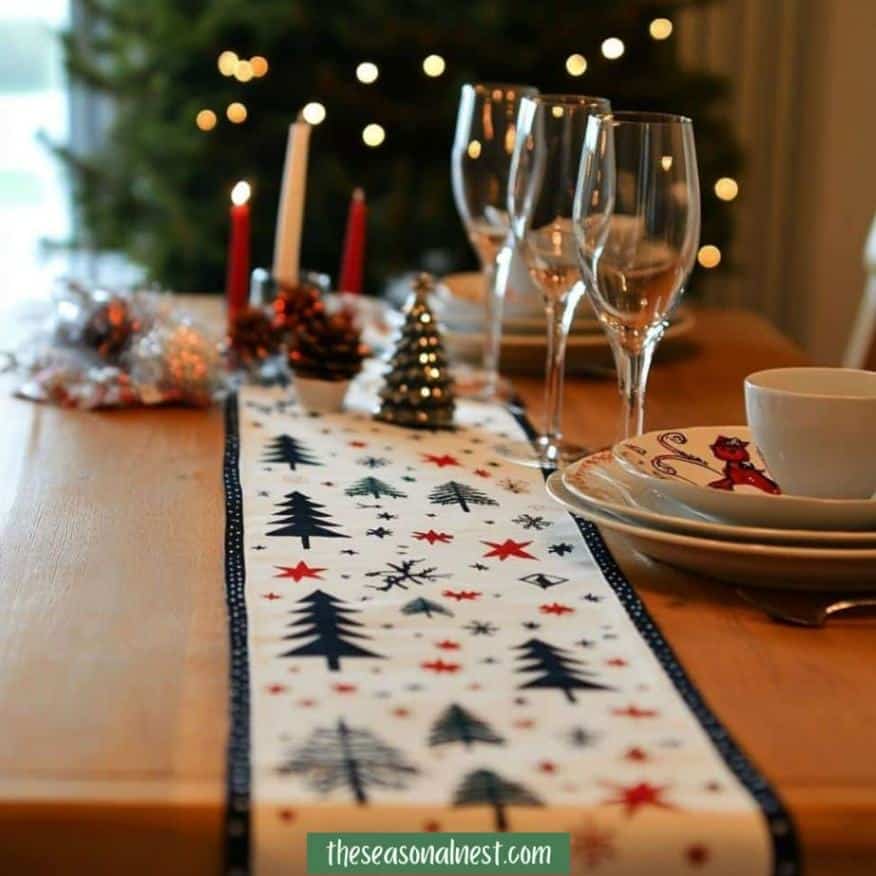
374;273;455;429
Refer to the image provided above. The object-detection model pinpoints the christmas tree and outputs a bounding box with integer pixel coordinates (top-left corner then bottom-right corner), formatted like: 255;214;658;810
280;718;417;803
515;638;611;703
345;477;407;500
429;481;498;513
262;435;321;470
375;274;455;429
281;589;382;671
57;1;740;294
452;769;541;831
401;597;453;619
429;704;505;748
267;491;348;548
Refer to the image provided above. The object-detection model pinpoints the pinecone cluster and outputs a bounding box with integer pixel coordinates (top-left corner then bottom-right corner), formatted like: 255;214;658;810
288;298;367;381
229;306;281;366
271;282;322;334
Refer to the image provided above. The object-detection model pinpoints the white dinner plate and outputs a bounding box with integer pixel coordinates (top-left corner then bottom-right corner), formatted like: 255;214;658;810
563;451;876;547
444;309;695;376
545;471;876;591
613;425;876;531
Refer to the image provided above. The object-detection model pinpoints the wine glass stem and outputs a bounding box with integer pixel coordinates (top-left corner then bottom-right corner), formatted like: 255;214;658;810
542;291;579;459
612;341;655;439
481;251;507;400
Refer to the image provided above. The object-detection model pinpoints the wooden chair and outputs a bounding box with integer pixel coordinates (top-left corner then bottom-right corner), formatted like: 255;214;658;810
843;213;876;370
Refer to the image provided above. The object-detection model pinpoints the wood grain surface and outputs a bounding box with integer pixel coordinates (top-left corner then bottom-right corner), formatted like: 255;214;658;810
1;301;873;874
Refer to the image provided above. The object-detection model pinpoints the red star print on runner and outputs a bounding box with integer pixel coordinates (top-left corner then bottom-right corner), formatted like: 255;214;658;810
540;602;574;615
571;820;615;869
262;592;282;600
606;658;628;667
482;538;536;561
624;747;649;762
538;761;557;773
422;453;460;468
332;683;357;694
274;561;326;582
435;640;460;650
421;659;460;673
278;808;297;823
412;530;454;545
474;468;491;477
443;589;481;601
266;684;287;695
686;844;710;867
603;781;675;816
349;441;368;448
613;705;659;719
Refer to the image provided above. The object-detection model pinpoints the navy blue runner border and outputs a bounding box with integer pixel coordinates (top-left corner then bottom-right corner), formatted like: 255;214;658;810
222;391;801;876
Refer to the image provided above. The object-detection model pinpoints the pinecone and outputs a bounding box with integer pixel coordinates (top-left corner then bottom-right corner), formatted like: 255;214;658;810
229;306;281;366
271;282;321;335
83;297;139;361
288;302;368;381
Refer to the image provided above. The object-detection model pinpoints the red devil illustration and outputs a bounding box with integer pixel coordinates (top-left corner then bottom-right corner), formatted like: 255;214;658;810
707;436;781;494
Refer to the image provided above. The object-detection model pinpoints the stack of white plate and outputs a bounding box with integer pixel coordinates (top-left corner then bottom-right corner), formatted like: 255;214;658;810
545;425;876;590
434;272;694;375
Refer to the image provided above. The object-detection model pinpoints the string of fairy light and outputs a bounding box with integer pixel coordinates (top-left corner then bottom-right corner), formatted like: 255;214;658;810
196;15;737;270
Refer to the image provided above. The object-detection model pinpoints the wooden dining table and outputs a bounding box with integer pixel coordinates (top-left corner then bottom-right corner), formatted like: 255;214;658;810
1;300;874;875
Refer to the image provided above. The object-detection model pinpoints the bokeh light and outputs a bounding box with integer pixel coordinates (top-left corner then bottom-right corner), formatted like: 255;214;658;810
601;38;625;60
226;102;247;124
363;123;386;147
302;102;326;125
565;53;588;76
196;109;217;131
422;54;446;77
217;51;238;77
649;18;673;40
356;62;379;84
698;245;722;268
714;177;739;201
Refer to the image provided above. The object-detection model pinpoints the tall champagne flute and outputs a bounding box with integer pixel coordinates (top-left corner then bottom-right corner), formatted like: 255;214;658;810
573;112;700;439
451;82;538;399
502;93;611;466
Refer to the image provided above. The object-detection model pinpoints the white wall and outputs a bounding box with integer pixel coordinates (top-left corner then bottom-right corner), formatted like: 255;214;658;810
679;0;876;363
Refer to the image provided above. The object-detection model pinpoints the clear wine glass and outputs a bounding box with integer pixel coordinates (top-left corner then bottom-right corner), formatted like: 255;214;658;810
573;111;700;439
501;93;611;467
451;82;538;400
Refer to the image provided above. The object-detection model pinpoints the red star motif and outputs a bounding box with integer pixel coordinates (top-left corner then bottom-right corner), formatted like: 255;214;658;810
540;602;575;615
298;698;317;707
467;682;482;691
436;639;460;650
392;707;411;718
333;683;357;694
278;808;297;822
275;561;326;582
704;780;723;793
413;529;454;545
443;589;481;601
474;468;491;477
423;820;441;832
349;440;367;448
613;705;658;719
513;719;536;729
482;538;536;561
422;453;460;468
624;747;649;762
686;844;710;867
606;657;628;667
603;781;675;816
262;592;282;600
266;684;287;695
421;659;461;673
538;760;557;773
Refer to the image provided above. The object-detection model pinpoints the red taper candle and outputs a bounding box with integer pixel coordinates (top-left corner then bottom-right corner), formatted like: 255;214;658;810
226;180;251;325
337;187;367;294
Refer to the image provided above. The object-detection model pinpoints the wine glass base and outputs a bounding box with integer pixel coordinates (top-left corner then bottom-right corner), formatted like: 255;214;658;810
452;366;514;402
495;437;592;469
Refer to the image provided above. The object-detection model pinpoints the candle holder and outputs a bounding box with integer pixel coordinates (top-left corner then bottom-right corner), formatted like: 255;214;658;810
249;268;331;307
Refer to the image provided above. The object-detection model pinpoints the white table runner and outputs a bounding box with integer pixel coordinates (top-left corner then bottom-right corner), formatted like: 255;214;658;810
223;379;798;876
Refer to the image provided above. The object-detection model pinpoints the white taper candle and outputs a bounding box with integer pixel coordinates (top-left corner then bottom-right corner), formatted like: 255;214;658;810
272;116;311;288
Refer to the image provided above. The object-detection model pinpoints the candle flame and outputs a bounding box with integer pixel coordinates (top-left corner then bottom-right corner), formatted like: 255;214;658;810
231;180;251;206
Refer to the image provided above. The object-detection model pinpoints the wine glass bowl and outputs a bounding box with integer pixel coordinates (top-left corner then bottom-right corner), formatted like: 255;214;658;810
574;111;700;438
451;82;538;399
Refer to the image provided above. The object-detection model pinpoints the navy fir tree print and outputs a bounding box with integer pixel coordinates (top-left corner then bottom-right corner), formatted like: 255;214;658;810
262;435;321;470
401;597;453;619
280;718;418;804
280;590;382;670
345;477;407;500
428;481;498;513
429;704;505;748
452;769;541;831
267;491;348;548
515;638;611;702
